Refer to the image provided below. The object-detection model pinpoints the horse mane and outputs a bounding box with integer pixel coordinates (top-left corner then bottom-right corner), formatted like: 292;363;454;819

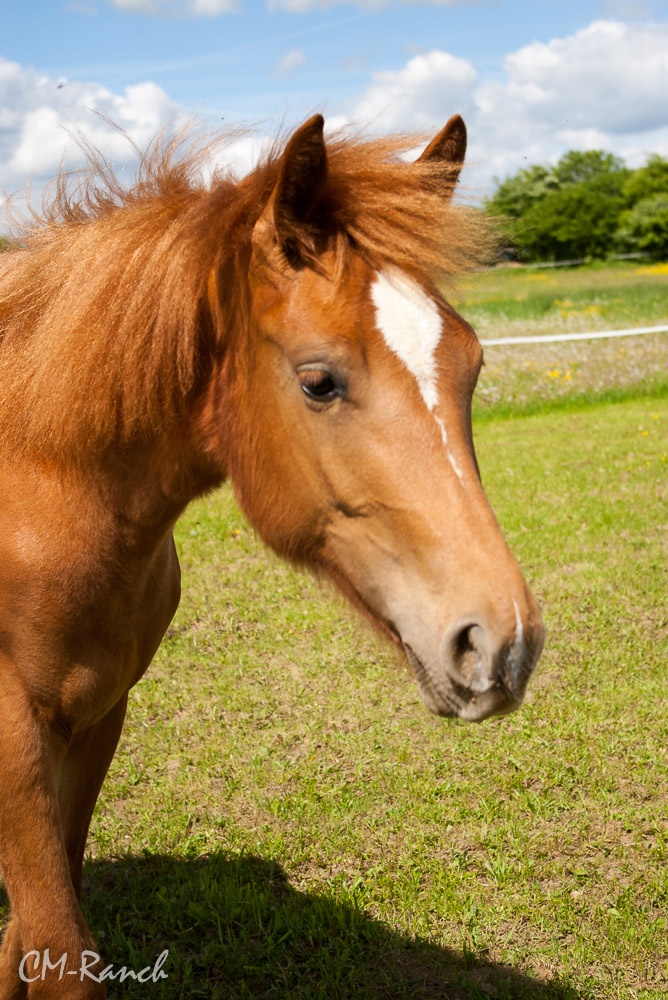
0;122;493;462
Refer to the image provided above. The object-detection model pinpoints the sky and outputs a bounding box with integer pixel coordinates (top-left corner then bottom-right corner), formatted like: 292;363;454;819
2;0;668;204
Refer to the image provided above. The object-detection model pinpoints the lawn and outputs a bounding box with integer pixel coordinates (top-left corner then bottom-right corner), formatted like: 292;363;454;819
77;392;667;999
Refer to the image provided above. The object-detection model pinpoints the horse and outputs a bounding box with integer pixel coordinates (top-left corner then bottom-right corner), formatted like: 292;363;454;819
0;112;544;998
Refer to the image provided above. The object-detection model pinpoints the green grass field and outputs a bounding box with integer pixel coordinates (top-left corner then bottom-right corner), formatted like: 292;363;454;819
449;261;668;417
452;261;668;337
2;263;667;999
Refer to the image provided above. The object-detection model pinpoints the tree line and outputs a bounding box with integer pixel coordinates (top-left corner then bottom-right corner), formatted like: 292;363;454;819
485;149;668;263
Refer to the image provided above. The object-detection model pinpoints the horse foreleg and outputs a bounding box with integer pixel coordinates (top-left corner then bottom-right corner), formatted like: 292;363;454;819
58;695;128;901
0;920;24;1000
0;675;106;1000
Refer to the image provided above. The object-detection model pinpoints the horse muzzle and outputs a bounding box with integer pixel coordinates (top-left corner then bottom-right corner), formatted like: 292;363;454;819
403;602;545;722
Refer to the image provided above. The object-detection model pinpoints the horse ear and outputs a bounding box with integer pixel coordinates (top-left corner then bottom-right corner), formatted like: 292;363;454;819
417;114;467;187
270;114;328;267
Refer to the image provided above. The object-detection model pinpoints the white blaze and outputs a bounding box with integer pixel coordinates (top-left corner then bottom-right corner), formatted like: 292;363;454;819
371;268;441;411
371;267;464;480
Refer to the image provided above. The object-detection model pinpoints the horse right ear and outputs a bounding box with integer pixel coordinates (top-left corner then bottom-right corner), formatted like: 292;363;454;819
416;114;467;191
254;115;328;268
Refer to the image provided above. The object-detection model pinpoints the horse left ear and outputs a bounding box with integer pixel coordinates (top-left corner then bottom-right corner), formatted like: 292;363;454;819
265;114;328;267
417;114;467;186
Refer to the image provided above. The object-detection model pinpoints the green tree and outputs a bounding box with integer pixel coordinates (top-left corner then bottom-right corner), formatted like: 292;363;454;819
485;166;559;257
486;164;558;219
516;175;626;261
616;193;668;259
486;149;630;261
622;155;668;207
553;149;628;186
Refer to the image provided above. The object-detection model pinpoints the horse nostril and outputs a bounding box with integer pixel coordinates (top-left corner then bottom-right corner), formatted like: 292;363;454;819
441;609;542;716
449;623;486;690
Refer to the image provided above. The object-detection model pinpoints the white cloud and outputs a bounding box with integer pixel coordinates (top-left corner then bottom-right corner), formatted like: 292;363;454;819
336;20;668;194
275;49;307;76
207;134;273;177
348;50;477;132
111;0;239;16
498;20;668;136
0;55;281;214
0;58;180;197
469;19;668;189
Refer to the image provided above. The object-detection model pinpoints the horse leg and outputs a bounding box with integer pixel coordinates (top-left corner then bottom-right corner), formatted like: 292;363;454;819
0;922;24;1000
0;674;106;1000
58;694;128;901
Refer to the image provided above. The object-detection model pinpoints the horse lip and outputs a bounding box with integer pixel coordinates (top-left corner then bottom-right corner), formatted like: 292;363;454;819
403;643;520;722
456;686;521;722
403;643;459;718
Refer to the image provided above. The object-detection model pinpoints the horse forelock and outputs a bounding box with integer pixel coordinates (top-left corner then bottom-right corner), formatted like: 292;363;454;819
0;122;492;465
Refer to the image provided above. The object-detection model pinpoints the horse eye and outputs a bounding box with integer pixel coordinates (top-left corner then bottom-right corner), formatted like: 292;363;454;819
300;371;341;403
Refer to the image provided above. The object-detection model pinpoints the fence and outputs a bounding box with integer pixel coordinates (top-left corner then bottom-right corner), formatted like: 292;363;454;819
480;323;668;347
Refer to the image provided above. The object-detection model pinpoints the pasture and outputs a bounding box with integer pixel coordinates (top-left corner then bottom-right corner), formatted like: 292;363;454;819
452;261;668;417
73;389;667;998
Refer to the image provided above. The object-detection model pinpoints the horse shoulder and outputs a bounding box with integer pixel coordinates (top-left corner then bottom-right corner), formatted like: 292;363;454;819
0;456;181;734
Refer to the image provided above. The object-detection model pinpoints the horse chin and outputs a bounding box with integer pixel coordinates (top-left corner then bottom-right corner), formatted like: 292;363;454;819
402;643;522;723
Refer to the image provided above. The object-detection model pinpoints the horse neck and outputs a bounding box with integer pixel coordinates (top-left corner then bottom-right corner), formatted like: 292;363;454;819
91;405;227;544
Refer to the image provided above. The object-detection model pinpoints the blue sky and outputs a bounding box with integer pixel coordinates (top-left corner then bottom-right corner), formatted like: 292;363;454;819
2;0;668;199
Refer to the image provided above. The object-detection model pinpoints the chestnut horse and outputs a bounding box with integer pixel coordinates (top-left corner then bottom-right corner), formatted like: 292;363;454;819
0;114;544;997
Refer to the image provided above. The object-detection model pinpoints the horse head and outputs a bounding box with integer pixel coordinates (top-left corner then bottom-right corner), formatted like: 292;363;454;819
206;114;544;722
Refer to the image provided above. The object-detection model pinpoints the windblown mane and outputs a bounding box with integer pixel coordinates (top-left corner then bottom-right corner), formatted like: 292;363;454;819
0;124;492;461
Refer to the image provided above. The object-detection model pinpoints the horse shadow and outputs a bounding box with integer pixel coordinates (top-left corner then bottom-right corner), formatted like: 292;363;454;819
16;851;582;1000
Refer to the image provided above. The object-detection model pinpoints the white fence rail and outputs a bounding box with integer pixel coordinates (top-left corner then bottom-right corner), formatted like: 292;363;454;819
480;324;668;347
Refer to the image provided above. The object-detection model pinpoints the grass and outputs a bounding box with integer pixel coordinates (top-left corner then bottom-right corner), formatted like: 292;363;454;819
68;395;666;1000
448;261;668;417
451;261;668;336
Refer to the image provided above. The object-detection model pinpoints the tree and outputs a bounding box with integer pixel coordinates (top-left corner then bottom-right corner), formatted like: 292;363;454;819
516;176;627;261
553;149;628;186
622;155;668;207
486;149;631;261
485;165;559;258
486;164;558;219
616;193;668;259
